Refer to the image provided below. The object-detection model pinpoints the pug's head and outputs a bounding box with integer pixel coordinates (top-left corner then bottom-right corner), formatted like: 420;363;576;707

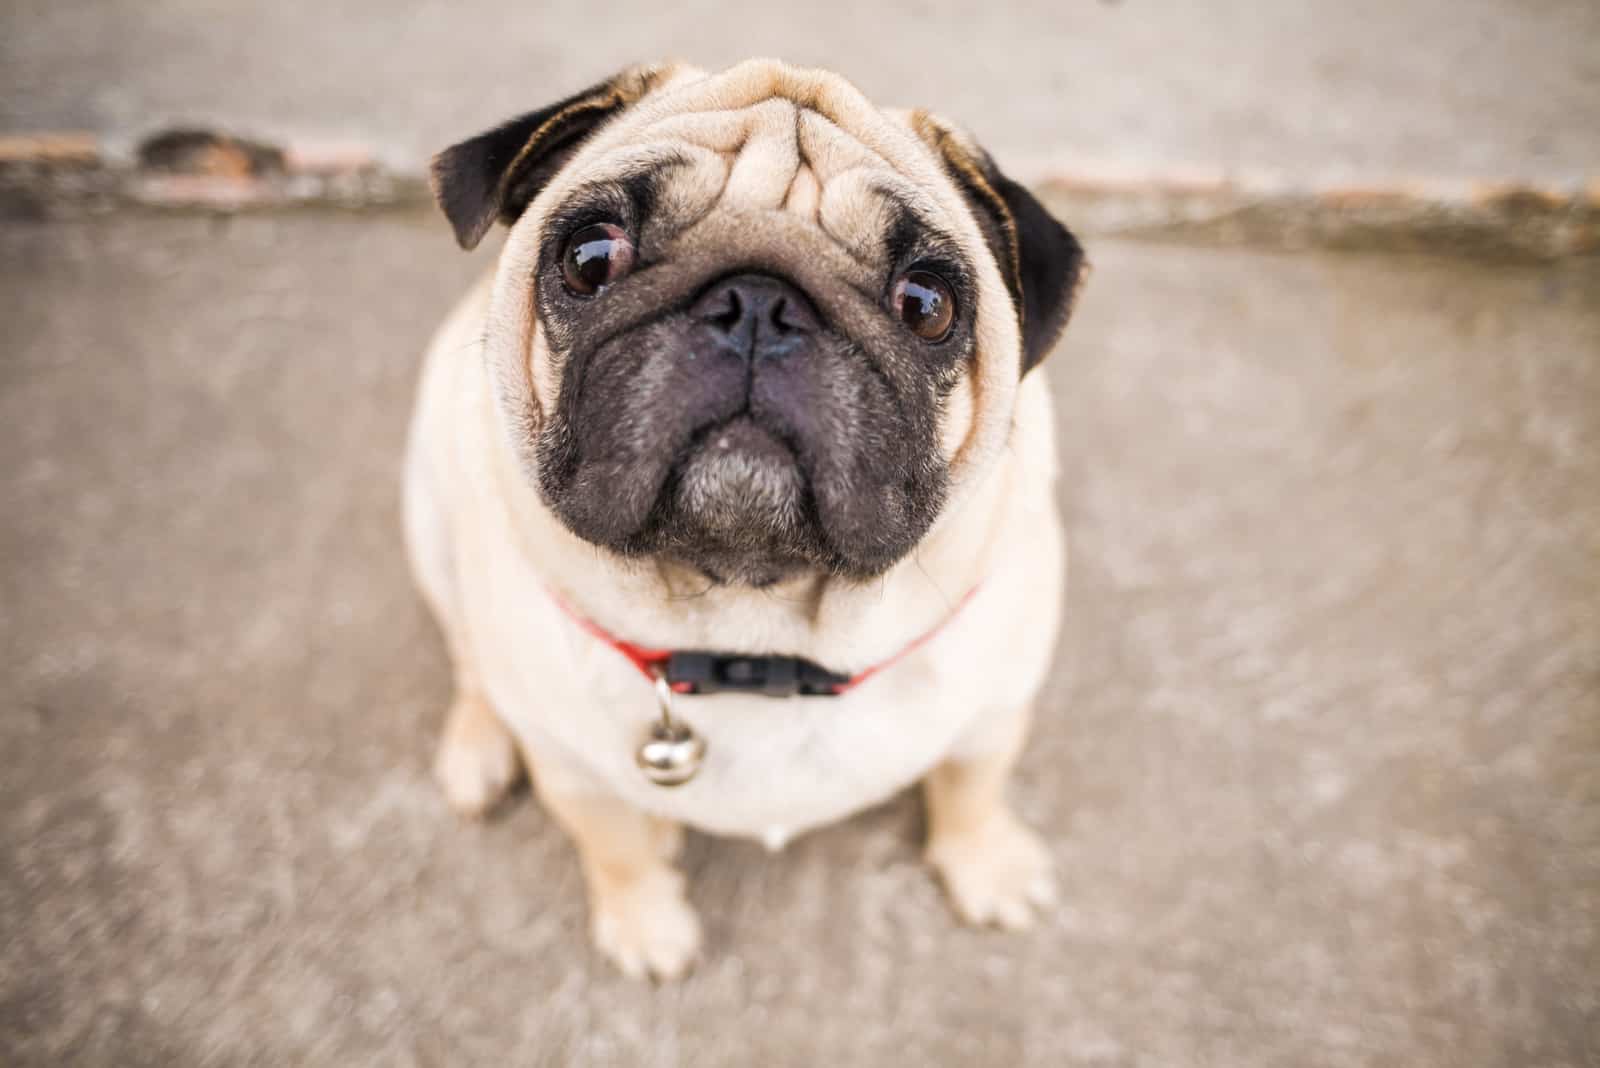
431;60;1085;587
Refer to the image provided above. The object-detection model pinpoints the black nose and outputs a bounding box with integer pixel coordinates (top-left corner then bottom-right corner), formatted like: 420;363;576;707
690;273;820;361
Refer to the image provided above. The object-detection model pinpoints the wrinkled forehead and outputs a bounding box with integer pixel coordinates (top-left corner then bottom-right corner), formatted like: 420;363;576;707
536;63;971;265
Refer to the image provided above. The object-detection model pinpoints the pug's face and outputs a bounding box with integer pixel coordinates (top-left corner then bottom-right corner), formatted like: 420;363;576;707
432;61;1084;586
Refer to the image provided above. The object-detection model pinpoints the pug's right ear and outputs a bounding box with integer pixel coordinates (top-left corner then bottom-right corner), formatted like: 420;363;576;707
429;63;674;250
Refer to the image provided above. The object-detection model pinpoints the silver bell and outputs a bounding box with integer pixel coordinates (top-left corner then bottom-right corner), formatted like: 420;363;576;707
636;669;706;787
636;719;706;787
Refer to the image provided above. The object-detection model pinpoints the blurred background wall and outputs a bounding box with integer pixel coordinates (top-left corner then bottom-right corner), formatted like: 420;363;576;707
5;0;1599;180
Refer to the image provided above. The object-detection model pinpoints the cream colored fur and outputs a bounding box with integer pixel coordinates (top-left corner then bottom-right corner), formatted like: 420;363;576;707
404;59;1068;978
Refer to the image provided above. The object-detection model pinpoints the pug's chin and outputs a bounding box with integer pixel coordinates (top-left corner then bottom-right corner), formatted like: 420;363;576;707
654;418;816;587
676;419;801;527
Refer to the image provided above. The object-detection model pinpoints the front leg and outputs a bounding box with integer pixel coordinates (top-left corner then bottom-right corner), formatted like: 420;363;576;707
434;690;523;817
924;706;1058;930
526;755;702;980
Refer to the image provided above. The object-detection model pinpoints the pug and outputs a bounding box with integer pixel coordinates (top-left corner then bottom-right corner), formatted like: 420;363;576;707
404;59;1086;978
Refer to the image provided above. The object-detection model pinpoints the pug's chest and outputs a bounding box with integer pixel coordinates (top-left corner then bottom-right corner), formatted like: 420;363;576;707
506;653;985;843
461;573;989;843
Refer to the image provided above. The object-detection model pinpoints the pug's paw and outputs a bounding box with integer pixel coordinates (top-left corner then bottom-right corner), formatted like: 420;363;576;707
927;810;1058;931
433;693;521;817
591;866;703;981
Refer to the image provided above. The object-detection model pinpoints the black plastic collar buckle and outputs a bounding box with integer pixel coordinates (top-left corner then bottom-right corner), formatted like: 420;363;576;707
665;652;851;697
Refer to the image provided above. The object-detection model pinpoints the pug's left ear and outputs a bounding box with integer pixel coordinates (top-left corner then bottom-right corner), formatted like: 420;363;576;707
911;114;1088;374
430;63;676;250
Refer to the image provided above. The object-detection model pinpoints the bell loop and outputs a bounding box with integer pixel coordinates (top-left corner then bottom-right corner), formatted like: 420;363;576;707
637;662;705;787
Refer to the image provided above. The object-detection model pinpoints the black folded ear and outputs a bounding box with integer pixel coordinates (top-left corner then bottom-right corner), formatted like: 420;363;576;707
912;115;1088;374
430;63;674;250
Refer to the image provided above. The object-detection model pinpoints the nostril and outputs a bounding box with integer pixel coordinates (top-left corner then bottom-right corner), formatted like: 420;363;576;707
770;293;820;336
712;291;743;332
770;296;794;334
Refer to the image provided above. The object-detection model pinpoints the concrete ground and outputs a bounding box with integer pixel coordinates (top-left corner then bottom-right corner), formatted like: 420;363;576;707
5;0;1600;182
1;211;1597;1066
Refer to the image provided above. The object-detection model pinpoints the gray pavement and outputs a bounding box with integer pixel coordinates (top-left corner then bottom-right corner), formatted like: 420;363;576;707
4;0;1599;182
2;211;1597;1066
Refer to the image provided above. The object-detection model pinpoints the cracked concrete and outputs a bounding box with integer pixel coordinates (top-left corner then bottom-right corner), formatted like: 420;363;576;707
1;212;1597;1065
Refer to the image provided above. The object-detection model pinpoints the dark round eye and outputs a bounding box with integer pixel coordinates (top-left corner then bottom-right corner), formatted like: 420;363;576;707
892;270;956;341
561;223;634;296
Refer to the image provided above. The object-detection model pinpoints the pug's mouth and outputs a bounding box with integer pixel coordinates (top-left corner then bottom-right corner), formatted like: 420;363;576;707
675;416;804;524
646;414;824;586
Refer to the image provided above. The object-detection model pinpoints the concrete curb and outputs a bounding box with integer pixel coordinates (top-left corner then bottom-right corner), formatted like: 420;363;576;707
1025;162;1600;260
0;131;425;217
3;130;1596;259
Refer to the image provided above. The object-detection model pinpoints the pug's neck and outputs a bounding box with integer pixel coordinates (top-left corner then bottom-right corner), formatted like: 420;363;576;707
484;401;1014;675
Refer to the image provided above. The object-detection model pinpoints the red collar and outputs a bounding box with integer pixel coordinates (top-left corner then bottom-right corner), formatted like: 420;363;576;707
549;584;981;698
